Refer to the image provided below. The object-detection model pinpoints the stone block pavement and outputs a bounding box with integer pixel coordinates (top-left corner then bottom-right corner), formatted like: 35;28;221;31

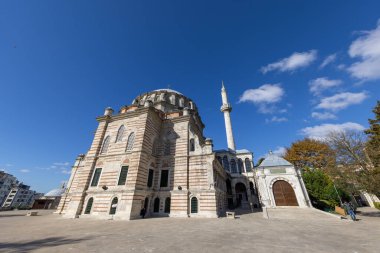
0;207;379;253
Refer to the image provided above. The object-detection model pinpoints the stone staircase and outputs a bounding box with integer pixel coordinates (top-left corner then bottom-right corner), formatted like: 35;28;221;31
263;207;342;220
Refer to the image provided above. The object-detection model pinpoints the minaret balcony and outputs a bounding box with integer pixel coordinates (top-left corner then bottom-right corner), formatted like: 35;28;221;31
220;103;232;112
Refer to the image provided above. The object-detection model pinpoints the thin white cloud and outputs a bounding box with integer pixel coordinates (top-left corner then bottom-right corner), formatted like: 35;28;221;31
311;112;337;120
20;169;30;173
320;54;337;68
309;77;342;95
61;169;71;174
265;116;288;123
261;50;317;74
300;122;365;139
239;84;285;114
272;146;286;156
316;92;368;111
348;19;380;81
53;162;70;166
37;161;71;176
239;84;284;104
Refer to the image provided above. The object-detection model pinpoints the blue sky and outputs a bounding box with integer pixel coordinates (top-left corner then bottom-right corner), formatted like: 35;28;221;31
1;0;379;193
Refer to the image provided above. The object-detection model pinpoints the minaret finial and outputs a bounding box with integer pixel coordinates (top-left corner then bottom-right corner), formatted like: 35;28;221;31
222;80;225;89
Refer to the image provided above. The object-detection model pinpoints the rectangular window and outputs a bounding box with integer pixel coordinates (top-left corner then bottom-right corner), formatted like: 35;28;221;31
147;169;154;187
90;168;102;187
160;170;169;187
118;166;129;186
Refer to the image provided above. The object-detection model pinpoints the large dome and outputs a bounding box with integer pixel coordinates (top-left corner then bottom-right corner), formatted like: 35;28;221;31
153;89;183;95
129;88;198;114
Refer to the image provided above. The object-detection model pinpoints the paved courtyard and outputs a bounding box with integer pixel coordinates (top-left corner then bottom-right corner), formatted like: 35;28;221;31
0;208;379;253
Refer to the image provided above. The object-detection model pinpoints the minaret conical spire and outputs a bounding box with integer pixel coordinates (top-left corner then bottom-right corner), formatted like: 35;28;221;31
220;81;236;151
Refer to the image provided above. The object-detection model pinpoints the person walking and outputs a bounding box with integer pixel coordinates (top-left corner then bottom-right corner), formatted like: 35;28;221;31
343;201;356;221
140;207;146;219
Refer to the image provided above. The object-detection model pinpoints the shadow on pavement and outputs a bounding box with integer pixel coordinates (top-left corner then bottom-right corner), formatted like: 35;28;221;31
357;211;380;217
0;214;28;218
0;236;91;253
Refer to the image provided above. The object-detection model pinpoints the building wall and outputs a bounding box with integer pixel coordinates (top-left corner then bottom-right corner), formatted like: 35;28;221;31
256;166;311;208
58;105;226;220
1;185;40;209
0;172;17;206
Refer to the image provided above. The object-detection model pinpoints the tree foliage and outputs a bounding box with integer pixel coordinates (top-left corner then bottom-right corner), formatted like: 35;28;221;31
365;100;380;168
256;157;265;166
284;138;336;170
302;168;348;209
327;130;380;197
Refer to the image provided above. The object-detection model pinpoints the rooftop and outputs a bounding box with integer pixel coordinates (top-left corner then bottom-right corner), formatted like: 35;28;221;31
44;188;65;197
259;152;293;167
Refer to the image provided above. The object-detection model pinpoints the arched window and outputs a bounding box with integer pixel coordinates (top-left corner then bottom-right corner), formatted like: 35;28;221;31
126;132;135;151
164;141;171;155
144;197;149;212
191;197;198;213
226;179;232;195
245;158;252;172
222;156;230;171
179;98;184;107
84;197;93;214
101;136;110;154
164;197;171;213
115;125;125;143
238;159;244;174
109;197;118;215
168;94;175;105
230;159;237;173
189;138;195;152
153;197;160;213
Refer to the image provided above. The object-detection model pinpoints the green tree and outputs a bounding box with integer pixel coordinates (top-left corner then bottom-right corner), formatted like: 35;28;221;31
364;100;380;196
365;100;380;168
302;168;347;209
256;157;265;166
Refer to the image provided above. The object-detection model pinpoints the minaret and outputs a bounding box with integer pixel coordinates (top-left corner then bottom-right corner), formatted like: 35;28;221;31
220;81;236;151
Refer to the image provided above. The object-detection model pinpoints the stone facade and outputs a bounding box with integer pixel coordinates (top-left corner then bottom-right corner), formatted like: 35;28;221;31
57;86;310;221
57;89;232;220
256;152;311;208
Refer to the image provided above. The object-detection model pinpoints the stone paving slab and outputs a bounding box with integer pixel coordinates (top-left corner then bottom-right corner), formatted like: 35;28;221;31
0;208;379;253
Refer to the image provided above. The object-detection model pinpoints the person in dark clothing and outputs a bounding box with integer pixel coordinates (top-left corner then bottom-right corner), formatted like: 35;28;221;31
343;201;356;221
140;207;146;219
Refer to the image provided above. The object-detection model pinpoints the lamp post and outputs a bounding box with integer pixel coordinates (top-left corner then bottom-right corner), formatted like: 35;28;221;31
333;183;343;206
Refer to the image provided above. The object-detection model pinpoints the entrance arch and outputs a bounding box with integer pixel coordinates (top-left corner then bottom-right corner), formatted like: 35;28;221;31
272;180;298;206
235;183;247;207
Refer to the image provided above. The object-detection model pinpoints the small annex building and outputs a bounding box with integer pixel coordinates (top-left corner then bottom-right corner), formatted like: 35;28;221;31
32;185;65;210
256;152;311;208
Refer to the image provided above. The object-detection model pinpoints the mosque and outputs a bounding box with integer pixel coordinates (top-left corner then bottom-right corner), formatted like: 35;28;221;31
56;84;311;220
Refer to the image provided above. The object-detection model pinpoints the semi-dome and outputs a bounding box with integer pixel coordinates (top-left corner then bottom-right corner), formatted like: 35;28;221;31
129;88;198;114
44;187;65;197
